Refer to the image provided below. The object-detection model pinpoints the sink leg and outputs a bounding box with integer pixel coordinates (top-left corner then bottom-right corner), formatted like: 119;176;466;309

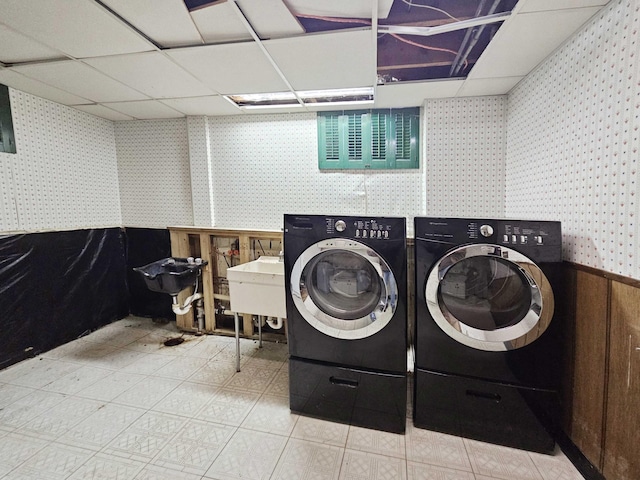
234;313;240;372
258;315;263;348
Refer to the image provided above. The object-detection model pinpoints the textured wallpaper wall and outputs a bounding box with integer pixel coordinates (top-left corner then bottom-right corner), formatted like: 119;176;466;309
424;96;507;218
0;89;121;232
206;112;427;235
115;119;193;228
506;0;638;280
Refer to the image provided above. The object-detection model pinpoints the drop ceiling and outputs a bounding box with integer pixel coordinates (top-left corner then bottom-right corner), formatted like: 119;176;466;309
0;0;610;120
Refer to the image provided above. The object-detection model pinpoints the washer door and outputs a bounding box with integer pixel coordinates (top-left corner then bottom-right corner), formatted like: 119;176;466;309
290;239;398;339
425;244;554;351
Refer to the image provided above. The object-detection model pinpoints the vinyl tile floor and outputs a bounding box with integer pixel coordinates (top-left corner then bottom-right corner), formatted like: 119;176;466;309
0;316;584;480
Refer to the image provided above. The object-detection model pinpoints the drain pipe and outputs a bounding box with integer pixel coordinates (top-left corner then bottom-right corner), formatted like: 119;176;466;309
171;292;203;316
266;317;284;330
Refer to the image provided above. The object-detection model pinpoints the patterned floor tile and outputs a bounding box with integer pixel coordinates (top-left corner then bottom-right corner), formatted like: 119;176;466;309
3;443;94;479
407;461;475;480
0;390;66;432
346;425;406;459
339;449;407;480
197;387;261;426
151;381;219;418
241;394;298;436
405;424;472;472
103;411;189;463
18;396;103;441
58;403;146;451
204;428;287;480
152;419;235;475
291;416;350;447
67;453;147;479
152;356;209;381
223;364;278;393
187;357;238;386
528;450;585;480
112;375;182;409
76;370;146;401
42;365;110;395
0;383;35;409
271;438;344;480
0;432;49;476
135;463;204;479
10;358;81;389
465;438;544;480
118;352;174;375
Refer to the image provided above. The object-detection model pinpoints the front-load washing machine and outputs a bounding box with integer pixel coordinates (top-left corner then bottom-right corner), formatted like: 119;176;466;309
284;214;407;433
413;217;563;453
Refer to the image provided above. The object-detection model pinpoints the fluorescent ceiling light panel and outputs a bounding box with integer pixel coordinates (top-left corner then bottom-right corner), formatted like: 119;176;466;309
227;87;374;107
286;0;394;19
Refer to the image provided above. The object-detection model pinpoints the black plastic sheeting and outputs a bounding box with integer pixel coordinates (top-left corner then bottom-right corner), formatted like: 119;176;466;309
0;228;129;369
124;227;173;320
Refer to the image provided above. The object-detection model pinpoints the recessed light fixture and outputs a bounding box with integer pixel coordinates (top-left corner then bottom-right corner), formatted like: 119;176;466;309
226;87;374;108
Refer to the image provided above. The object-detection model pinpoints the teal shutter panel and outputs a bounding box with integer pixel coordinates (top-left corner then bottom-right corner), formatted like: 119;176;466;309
318;107;419;170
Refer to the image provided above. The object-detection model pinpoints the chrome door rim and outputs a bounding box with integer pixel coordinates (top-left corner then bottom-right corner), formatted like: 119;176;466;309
425;243;554;351
290;239;398;340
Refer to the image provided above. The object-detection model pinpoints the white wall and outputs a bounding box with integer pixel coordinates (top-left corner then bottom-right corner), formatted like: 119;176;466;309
115;119;193;228
506;0;639;280
0;89;121;232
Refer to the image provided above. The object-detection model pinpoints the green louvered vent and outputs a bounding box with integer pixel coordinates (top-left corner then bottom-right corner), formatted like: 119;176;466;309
318;108;419;170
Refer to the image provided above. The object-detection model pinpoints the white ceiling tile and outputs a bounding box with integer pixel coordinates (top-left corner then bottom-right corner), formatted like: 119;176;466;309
72;104;135;121
235;0;304;39
160;96;242;116
167;43;289;94
375;80;464;108
457;77;523;97
469;7;602;79
0;25;66;64
1;0;155;58
516;0;610;13
100;0;203;47
190;2;253;43
0;69;93;105
265;29;375;90
286;0;395;19
102;100;184;119
83;52;214;99
12;61;149;103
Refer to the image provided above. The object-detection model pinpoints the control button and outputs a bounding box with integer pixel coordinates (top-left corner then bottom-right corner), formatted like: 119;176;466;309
362;230;368;238
536;236;543;245
335;220;346;232
503;235;509;243
520;235;527;244
512;235;517;243
479;225;494;237
370;230;375;238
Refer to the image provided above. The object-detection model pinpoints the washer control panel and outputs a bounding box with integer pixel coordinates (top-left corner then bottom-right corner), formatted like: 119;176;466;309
324;217;400;240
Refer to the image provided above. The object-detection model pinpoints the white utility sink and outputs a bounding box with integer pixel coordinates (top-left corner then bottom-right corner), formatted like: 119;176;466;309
227;256;286;318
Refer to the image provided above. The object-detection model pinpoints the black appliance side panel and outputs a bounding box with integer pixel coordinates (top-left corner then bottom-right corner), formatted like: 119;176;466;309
414;369;559;454
0;228;129;369
290;356;407;434
125;227;172;319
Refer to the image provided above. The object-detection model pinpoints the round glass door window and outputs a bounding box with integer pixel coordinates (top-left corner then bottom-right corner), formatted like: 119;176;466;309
290;239;397;339
425;244;554;351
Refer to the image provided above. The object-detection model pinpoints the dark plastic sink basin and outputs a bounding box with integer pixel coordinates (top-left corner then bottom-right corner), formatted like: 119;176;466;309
133;257;208;296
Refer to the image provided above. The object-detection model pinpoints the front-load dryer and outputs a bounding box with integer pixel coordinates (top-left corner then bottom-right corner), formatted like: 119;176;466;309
413;217;563;453
284;215;407;433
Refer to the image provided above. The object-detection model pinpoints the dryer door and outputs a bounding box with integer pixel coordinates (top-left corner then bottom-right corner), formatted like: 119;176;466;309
425;244;554;351
290;239;398;339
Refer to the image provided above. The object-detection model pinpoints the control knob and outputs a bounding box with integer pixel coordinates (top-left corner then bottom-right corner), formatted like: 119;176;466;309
335;220;346;232
479;224;494;237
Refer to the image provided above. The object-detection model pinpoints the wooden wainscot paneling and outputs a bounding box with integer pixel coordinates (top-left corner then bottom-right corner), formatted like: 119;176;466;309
569;268;609;469
603;281;640;480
